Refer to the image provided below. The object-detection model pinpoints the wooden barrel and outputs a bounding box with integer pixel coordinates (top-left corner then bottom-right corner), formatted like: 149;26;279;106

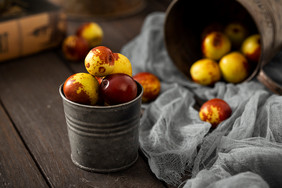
61;0;146;19
164;0;282;94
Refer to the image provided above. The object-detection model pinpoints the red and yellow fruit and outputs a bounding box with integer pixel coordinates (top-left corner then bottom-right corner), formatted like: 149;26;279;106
190;58;221;86
85;46;115;77
62;35;90;61
63;45;141;106
110;53;132;76
99;73;137;105
63;73;99;105
133;72;161;103
219;51;249;83
76;22;103;48
199;98;232;128
241;34;261;62
202;31;231;60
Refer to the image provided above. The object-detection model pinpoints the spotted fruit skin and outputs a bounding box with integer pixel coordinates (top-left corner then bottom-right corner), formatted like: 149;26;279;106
190;58;221;86
202;31;231;60
85;46;115;77
241;34;261;62
110;53;132;76
199;98;232;128
63;73;99;105
76;22;103;48
133;72;161;103
62;35;89;61
219;52;249;83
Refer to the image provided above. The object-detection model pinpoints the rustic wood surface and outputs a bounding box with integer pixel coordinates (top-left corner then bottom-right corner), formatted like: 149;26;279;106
0;0;174;187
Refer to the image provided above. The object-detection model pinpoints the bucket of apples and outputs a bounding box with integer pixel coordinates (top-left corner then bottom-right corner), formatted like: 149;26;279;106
59;46;146;173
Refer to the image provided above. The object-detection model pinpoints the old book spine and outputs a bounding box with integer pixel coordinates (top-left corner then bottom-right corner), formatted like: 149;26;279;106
0;10;66;62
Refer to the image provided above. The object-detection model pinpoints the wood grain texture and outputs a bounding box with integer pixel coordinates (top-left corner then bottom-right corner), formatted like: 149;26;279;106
0;103;48;187
0;0;173;187
0;51;164;187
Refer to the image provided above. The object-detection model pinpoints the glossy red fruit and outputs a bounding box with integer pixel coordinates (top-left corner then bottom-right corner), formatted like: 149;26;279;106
133;72;161;103
199;98;232;129
99;73;137;105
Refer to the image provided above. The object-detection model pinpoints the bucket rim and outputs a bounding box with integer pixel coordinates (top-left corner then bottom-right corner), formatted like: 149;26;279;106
59;81;143;109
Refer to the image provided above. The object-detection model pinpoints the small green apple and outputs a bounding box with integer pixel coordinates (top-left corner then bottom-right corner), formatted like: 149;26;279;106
224;22;248;49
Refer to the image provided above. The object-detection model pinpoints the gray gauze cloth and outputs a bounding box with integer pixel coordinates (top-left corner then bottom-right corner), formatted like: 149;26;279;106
121;12;282;188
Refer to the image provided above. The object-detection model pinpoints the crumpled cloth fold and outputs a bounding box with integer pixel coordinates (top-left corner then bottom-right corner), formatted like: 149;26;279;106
121;12;282;188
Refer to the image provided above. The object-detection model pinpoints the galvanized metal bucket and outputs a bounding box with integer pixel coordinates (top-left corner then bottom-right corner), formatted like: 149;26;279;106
164;0;282;94
59;82;143;173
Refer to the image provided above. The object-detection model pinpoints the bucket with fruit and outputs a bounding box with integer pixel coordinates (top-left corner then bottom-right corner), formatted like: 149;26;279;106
59;46;143;172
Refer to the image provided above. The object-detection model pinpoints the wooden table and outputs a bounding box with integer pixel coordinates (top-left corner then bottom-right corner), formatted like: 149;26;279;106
0;1;173;187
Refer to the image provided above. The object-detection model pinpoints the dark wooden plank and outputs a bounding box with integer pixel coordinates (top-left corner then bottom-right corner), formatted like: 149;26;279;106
0;51;165;187
0;102;48;187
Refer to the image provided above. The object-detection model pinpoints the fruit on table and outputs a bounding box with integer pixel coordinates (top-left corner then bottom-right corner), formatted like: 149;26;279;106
76;22;103;48
63;73;99;105
241;34;261;62
62;35;90;61
85;46;115;77
199;98;232;129
190;58;221;86
202;31;231;60
219;51;249;83
224;22;248;49
110;53;132;76
133;72;161;103
99;73;137;105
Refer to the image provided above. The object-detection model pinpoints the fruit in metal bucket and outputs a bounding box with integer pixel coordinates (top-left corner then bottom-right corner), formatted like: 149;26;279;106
85;46;115;77
63;73;99;105
190;58;221;86
76;22;103;48
99;73;137;105
219;51;249;83
133;72;161;103
110;53;132;76
241;34;261;62
62;35;90;61
199;98;232;129
202;31;231;60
